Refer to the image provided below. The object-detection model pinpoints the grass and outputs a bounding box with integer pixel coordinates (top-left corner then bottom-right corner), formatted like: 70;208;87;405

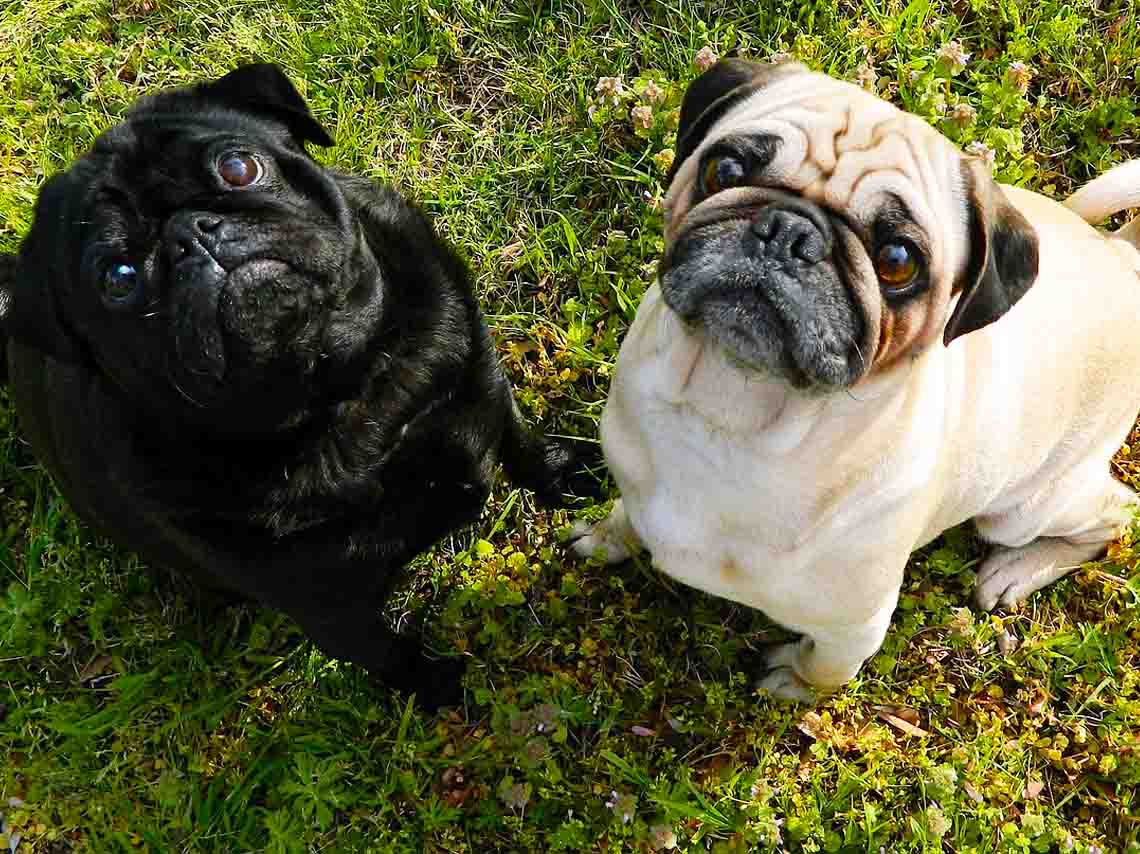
1;0;1139;851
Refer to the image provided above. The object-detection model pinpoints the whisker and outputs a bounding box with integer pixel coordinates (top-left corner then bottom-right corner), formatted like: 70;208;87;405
845;341;867;402
170;376;206;409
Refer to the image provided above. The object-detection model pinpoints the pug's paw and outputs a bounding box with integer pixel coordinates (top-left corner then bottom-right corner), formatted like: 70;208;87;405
384;654;467;712
531;438;606;507
975;538;1102;611
567;498;642;564
756;668;818;704
756;642;819;704
369;632;467;712
567;520;636;564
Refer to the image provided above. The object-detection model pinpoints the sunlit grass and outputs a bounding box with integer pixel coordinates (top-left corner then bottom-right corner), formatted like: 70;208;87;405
1;0;1138;851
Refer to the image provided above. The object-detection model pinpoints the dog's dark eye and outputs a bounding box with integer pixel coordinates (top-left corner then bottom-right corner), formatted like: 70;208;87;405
875;241;921;294
102;262;139;305
701;155;746;196
217;152;262;188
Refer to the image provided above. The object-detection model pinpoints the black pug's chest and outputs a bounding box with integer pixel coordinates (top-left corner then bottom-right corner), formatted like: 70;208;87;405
118;350;507;568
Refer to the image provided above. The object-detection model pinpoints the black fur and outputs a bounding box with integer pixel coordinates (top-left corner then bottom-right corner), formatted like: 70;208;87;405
0;65;587;709
0;253;15;381
197;63;335;147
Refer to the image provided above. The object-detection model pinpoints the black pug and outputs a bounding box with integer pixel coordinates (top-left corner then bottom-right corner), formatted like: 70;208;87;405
0;64;586;709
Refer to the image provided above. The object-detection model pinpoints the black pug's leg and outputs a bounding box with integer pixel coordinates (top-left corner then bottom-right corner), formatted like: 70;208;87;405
250;564;465;711
294;601;466;711
245;475;492;711
499;398;604;507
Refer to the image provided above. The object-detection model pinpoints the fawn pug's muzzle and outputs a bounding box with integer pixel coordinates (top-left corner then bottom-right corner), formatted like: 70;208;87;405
661;179;866;389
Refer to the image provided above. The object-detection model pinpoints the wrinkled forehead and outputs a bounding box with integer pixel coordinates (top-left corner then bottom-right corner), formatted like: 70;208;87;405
668;70;967;246
86;110;301;207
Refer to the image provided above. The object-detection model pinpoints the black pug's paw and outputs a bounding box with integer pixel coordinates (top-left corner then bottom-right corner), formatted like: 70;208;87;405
407;656;468;712
500;407;608;507
530;437;607;508
377;649;467;712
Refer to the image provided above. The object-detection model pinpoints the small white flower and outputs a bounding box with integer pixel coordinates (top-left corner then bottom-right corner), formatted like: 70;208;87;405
770;50;794;64
854;61;878;90
650;824;678;850
1007;61;1032;92
950;102;978;129
997;627;1018;654
966;141;996;170
925;804;950;838
936;40;971;74
594;76;625;106
642;80;665;104
694;46;719;72
605;791;637;824
631;104;654;131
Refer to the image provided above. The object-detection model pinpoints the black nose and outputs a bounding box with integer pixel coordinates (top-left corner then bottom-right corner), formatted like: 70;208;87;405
167;212;224;265
751;207;829;264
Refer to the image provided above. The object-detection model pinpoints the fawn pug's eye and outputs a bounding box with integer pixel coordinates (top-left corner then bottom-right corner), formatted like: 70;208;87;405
701;154;746;196
875;241;922;295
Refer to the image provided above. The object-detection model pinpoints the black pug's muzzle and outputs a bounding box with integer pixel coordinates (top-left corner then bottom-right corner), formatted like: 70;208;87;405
167;210;307;385
660;189;865;388
157;199;380;429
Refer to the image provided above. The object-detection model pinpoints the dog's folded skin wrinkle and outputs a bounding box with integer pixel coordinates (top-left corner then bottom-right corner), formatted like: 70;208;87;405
0;64;590;711
574;59;1140;703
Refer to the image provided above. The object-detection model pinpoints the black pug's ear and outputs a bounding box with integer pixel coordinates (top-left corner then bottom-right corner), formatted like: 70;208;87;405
668;58;801;186
1;173;81;365
944;158;1040;345
197;63;334;148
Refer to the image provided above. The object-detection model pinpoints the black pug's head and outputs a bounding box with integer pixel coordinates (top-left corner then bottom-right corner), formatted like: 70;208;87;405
1;64;386;434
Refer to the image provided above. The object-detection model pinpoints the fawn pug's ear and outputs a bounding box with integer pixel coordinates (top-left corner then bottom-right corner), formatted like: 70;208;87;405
944;158;1040;345
668;58;802;186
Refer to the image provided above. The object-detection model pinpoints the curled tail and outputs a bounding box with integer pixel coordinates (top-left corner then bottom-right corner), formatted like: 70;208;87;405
1064;159;1140;249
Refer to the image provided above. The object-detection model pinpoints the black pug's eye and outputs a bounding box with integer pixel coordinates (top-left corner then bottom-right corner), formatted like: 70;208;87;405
874;241;922;296
701;154;746;196
101;262;139;306
217;152;263;188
